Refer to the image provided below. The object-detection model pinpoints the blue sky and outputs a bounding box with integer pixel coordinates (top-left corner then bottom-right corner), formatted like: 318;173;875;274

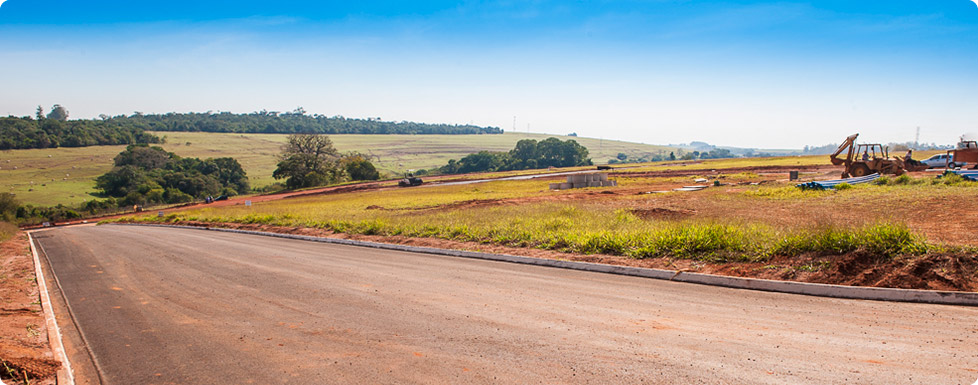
1;1;976;148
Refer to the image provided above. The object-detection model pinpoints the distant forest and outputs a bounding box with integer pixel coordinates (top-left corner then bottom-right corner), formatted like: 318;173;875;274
2;106;502;150
1;105;162;150
108;108;503;135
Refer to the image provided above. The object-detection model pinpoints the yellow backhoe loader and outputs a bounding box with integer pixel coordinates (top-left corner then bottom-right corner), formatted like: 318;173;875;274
830;134;915;178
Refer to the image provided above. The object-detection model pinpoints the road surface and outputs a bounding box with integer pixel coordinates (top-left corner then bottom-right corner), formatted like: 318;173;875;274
33;225;978;384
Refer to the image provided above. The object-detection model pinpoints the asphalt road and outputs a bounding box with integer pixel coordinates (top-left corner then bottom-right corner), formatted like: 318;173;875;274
33;225;978;385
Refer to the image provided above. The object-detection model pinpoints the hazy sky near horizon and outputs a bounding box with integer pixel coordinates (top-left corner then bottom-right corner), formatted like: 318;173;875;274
1;1;976;149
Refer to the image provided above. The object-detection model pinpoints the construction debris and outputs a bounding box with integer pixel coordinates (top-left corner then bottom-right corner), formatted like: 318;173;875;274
550;173;617;190
944;170;978;181
796;173;881;190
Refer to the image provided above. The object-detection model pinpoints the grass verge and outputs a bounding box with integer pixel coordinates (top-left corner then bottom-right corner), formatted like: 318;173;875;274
123;204;942;263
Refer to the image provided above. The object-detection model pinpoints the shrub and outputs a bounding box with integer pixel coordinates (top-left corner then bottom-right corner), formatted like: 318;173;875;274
834;183;852;190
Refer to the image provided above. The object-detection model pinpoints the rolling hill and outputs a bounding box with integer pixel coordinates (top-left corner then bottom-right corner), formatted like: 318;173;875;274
0;132;675;206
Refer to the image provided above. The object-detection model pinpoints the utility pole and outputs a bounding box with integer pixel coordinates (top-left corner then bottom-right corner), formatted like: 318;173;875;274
914;126;920;149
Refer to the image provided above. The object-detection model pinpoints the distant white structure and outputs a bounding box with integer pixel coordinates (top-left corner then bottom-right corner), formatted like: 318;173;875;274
550;173;616;190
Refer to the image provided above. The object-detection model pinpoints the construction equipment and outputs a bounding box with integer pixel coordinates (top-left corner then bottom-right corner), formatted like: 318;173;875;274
947;140;978;169
398;176;423;187
829;134;907;178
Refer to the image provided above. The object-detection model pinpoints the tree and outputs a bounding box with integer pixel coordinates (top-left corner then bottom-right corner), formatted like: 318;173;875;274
273;134;344;189
341;154;380;181
96;147;248;204
0;193;19;222
113;145;172;169
536;137;590;168
206;157;250;194
456;151;508;173
509;139;539;169
47;104;69;121
439;137;591;175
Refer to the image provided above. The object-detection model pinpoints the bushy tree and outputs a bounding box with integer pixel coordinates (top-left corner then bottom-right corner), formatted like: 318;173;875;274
47;104;69;121
95;145;248;205
0;193;19;222
273;134;344;189
342;154;381;181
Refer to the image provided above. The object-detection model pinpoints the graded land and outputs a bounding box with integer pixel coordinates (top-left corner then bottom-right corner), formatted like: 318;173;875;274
0;132;673;206
0;231;59;385
116;159;978;292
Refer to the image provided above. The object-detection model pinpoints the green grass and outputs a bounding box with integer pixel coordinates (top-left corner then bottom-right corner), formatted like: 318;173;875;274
1;132;673;206
120;176;950;262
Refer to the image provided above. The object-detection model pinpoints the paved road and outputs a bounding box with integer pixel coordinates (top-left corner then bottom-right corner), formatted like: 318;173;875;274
33;225;978;385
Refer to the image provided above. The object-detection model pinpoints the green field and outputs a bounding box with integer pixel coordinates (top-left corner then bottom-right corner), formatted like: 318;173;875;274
0;132;674;206
122;171;978;263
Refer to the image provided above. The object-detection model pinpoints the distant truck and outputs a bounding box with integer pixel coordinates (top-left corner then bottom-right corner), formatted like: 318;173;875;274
398;177;423;187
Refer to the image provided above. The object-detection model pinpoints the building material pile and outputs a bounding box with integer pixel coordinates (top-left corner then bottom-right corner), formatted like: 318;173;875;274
550;173;617;190
944;170;978;182
796;173;880;190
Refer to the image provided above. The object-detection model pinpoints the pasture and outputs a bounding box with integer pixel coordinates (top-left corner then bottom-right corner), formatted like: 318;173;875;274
0;132;673;206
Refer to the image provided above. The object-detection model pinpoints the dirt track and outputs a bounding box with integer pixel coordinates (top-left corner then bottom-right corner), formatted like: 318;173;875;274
34;225;978;384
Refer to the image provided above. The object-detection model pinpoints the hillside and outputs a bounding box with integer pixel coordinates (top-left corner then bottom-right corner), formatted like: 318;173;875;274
0;132;674;206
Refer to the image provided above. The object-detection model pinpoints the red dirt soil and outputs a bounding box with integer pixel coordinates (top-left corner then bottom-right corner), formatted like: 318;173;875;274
0;233;59;384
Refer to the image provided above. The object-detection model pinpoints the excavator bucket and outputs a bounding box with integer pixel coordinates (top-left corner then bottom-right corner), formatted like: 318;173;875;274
902;158;929;172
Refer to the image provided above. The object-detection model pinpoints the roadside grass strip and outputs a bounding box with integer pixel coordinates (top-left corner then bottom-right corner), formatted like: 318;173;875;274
945;169;978;182
128;204;945;263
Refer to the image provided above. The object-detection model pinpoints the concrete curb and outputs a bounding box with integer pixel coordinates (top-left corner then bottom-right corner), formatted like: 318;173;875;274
28;232;75;385
115;223;978;307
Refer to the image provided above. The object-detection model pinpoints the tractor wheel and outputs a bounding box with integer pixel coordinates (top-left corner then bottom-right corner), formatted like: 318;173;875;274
850;164;871;177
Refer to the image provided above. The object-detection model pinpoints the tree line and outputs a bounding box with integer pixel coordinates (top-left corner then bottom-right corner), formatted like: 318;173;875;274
106;108;503;135
1;105;162;150
2;105;502;150
436;138;591;175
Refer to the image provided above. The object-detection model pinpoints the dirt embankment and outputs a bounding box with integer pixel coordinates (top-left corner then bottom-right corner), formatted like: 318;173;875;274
141;221;978;292
0;233;59;384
